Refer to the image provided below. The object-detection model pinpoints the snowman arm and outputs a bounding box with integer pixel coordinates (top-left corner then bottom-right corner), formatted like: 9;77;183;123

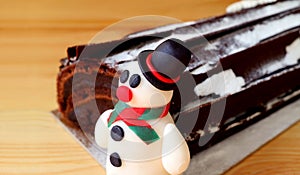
162;123;190;175
94;109;113;149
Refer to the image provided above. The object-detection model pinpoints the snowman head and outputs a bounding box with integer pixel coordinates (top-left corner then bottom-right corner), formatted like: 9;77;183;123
116;39;191;108
117;61;173;108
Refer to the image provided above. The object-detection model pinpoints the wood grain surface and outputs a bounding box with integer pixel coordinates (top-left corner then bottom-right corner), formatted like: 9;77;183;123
0;0;299;174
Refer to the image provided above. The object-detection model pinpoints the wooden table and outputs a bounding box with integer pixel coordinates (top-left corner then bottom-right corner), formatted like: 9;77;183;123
0;0;299;174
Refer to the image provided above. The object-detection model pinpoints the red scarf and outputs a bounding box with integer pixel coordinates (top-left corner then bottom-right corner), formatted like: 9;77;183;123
107;101;170;145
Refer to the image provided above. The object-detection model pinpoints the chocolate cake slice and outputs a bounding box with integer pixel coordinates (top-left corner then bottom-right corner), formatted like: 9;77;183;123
57;0;300;154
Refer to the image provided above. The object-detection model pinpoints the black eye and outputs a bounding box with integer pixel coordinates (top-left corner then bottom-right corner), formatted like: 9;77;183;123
129;74;141;88
120;70;129;83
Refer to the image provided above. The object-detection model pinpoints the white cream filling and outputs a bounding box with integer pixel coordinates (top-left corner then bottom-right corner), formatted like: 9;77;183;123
284;37;300;65
259;36;300;75
194;69;245;97
227;0;277;13
191;63;214;75
208;125;220;133
225;112;261;130
230;14;300;55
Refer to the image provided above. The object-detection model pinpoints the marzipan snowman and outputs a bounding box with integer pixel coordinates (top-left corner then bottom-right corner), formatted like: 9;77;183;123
95;39;191;175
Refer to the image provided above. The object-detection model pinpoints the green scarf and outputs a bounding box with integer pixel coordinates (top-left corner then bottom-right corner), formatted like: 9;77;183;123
107;101;170;145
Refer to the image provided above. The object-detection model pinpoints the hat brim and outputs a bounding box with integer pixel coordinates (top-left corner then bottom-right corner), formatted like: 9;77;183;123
138;50;176;91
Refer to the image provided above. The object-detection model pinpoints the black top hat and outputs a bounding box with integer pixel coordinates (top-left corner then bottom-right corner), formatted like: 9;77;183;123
138;38;191;90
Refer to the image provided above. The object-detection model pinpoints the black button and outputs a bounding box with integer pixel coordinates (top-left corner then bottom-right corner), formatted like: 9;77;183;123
111;125;124;141
120;70;129;83
129;74;141;88
110;152;122;167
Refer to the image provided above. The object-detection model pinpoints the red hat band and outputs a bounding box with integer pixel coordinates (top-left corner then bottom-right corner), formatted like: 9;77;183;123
146;53;180;84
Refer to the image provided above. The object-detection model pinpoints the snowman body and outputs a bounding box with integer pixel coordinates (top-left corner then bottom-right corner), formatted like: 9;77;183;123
95;60;190;175
96;110;188;175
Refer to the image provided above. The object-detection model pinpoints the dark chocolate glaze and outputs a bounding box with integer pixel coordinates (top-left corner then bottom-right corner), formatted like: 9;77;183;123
61;28;300;154
187;8;300;71
170;27;300;116
56;0;300;155
172;28;300;154
186;65;300;155
62;0;300;66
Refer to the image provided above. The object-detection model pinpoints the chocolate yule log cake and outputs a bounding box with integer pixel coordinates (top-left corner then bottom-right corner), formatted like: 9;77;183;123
57;0;300;155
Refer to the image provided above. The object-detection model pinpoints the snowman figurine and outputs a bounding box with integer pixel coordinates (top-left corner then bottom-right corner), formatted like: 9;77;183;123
95;39;191;175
